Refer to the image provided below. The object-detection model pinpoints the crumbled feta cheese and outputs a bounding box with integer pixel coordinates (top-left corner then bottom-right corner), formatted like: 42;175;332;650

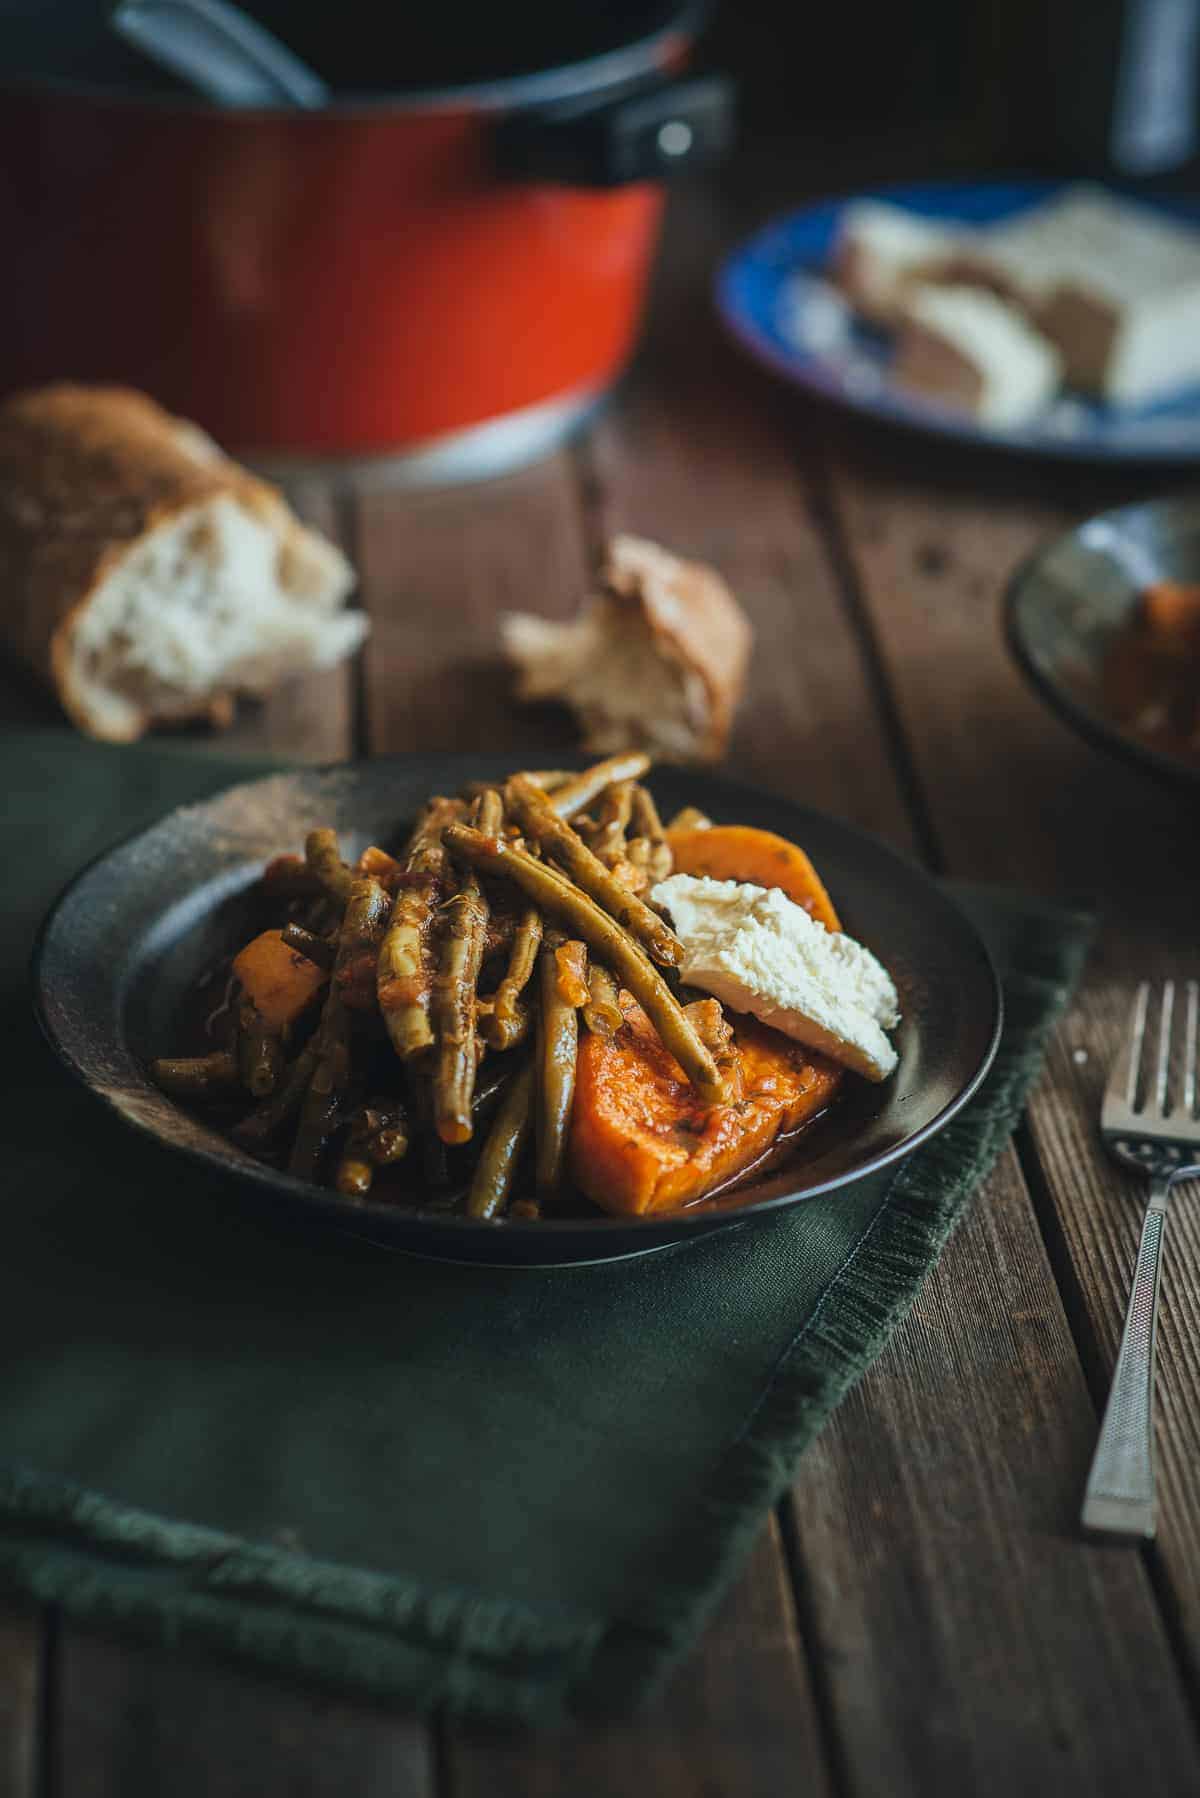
650;874;900;1083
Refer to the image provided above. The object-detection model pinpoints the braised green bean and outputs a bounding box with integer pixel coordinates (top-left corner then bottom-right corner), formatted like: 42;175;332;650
683;998;741;1098
460;770;569;805
431;792;499;1143
376;796;462;1060
466;1061;535;1220
554;939;589;1008
150;1051;240;1097
535;946;578;1195
505;776;682;967
356;845;402;884
237;997;282;1098
590;779;634;863
402;1067;449;1187
280;923;335;970
232;1044;318;1146
582;963;623;1036
304;829;354;909
289;871;390;1178
481;906;542;1050
342;876;392;951
546;752;651;820
666;805;712;833
288;998;349;1180
629;784;672;882
442;825;723;1102
481;995;532;1052
333;875;392;1007
519;769;574;791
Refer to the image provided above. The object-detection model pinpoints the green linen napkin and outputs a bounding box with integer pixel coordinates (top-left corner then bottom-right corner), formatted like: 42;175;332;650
0;732;1093;1724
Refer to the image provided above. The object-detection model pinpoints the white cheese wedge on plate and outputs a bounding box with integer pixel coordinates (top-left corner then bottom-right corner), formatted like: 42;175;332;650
892;285;1063;429
977;184;1200;406
650;874;900;1083
830;200;964;325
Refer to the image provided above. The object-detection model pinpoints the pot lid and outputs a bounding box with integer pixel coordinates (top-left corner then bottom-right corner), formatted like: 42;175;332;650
3;0;699;105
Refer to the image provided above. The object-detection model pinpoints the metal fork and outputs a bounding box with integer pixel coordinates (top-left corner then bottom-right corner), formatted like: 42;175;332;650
1082;981;1200;1538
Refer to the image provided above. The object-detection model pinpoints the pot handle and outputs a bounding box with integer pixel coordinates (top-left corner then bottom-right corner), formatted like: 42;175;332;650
493;74;735;187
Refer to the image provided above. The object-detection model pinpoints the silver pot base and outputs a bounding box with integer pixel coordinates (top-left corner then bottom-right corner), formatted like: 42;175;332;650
246;382;604;492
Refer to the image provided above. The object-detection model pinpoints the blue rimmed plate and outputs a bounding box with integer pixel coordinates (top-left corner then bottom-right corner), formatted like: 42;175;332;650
716;179;1200;463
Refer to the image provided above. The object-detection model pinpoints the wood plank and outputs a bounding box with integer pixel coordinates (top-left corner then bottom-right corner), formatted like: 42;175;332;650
565;174;1197;1791
790;1152;1199;1795
0;1603;40;1798
56;1632;434;1798
357;451;590;758
827;446;1200;1680
1026;1006;1200;1670
449;1521;833;1798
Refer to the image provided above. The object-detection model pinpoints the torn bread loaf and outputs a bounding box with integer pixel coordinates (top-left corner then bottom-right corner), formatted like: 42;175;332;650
0;384;365;741
501;534;752;763
891;286;1063;428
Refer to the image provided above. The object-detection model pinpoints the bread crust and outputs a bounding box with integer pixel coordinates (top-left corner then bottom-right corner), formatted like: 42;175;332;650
0;384;336;739
602;536;752;760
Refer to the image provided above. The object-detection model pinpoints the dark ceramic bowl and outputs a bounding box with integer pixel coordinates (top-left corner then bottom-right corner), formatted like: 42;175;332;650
1006;493;1200;791
32;756;1001;1266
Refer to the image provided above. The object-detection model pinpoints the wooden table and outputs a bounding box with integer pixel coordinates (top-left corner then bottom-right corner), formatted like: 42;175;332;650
6;143;1200;1796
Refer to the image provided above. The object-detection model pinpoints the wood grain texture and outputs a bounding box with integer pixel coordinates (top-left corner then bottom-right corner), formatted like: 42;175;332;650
358;452;590;758
0;1604;40;1798
789;1151;1199;1795
578;178;1198;1792
449;1520;833;1798
827;446;1200;1681
54;1632;434;1798
1026;1013;1200;1677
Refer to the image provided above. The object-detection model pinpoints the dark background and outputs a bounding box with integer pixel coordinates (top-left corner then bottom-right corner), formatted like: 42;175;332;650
8;1;1199;187
706;0;1200;187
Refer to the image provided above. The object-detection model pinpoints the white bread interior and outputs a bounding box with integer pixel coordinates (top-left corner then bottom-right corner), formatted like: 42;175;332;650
501;535;752;764
0;384;365;742
66;494;363;741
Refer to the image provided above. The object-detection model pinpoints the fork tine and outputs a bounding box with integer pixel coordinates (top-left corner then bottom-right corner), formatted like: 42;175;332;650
1186;981;1199;1117
1105;981;1149;1118
1155;980;1175;1117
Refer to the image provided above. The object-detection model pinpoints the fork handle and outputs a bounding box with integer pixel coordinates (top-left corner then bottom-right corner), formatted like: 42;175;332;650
1082;1174;1171;1538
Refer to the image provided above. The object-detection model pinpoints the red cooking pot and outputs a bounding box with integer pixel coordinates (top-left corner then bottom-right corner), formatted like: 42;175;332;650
0;1;732;481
